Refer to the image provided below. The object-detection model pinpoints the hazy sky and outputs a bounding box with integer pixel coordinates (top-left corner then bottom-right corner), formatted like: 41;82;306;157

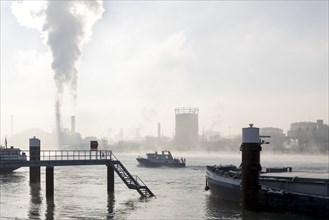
1;1;328;141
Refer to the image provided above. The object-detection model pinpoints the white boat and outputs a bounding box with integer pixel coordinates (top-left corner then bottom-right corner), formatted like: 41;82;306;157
0;145;27;173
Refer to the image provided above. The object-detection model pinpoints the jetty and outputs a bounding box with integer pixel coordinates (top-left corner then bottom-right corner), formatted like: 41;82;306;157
0;137;154;198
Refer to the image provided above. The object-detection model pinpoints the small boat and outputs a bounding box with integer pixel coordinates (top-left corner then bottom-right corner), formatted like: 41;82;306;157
136;150;186;167
0;145;27;173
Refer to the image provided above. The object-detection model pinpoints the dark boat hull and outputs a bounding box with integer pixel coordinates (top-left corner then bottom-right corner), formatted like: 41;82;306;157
0;160;25;173
0;166;21;173
205;166;241;202
136;158;185;168
206;175;240;202
206;166;329;215
260;190;329;215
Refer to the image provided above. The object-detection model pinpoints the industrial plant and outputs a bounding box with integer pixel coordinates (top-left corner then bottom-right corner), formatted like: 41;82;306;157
6;108;329;154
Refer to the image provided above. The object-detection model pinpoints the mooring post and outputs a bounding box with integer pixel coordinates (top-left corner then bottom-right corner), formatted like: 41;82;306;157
107;164;114;193
46;166;54;197
29;136;41;183
240;124;262;211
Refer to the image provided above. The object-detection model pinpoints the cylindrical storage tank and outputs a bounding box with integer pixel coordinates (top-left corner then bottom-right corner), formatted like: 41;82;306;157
29;136;41;183
240;124;261;211
175;107;199;150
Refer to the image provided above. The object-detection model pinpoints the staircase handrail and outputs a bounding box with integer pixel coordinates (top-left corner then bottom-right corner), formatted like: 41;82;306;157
109;151;118;161
108;152;155;197
133;175;147;186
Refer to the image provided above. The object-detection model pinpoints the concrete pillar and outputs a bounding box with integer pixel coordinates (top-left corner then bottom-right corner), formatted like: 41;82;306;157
46;166;54;197
107;165;114;193
240;124;262;211
29;137;41;183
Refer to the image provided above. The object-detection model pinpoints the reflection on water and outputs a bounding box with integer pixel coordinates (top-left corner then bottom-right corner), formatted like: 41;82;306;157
0;172;26;184
206;192;323;220
46;197;55;220
206;194;241;219
107;193;115;219
241;209;323;220
29;183;42;219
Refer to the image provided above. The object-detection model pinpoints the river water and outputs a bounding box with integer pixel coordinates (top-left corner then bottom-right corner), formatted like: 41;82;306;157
0;153;328;219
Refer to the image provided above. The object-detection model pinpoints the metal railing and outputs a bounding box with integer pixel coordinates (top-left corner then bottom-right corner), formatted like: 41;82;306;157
22;150;114;161
134;175;147;186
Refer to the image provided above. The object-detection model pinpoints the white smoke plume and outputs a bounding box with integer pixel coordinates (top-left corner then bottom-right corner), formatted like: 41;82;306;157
11;1;104;138
43;1;104;136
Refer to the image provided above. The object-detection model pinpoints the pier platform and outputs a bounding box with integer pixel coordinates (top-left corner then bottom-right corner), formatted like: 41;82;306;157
0;149;154;198
1;150;115;167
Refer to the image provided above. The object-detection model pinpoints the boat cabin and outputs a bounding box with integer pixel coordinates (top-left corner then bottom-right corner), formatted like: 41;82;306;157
0;146;27;161
146;150;174;162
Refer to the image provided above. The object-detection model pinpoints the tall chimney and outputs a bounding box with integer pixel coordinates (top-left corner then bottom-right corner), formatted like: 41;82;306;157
158;122;161;140
71;115;76;134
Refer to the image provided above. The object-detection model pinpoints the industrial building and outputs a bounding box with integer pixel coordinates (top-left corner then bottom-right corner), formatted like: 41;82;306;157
260;127;286;152
287;120;329;152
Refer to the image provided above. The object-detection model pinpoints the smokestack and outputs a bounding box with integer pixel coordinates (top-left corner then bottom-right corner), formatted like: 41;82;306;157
71;115;75;134
11;115;13;137
56;113;63;146
56;104;61;139
158;122;161;140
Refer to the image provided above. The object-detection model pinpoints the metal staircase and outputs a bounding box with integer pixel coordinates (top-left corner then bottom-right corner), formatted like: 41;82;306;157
111;160;155;197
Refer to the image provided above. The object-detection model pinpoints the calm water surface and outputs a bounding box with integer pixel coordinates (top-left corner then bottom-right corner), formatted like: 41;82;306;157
0;153;328;219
